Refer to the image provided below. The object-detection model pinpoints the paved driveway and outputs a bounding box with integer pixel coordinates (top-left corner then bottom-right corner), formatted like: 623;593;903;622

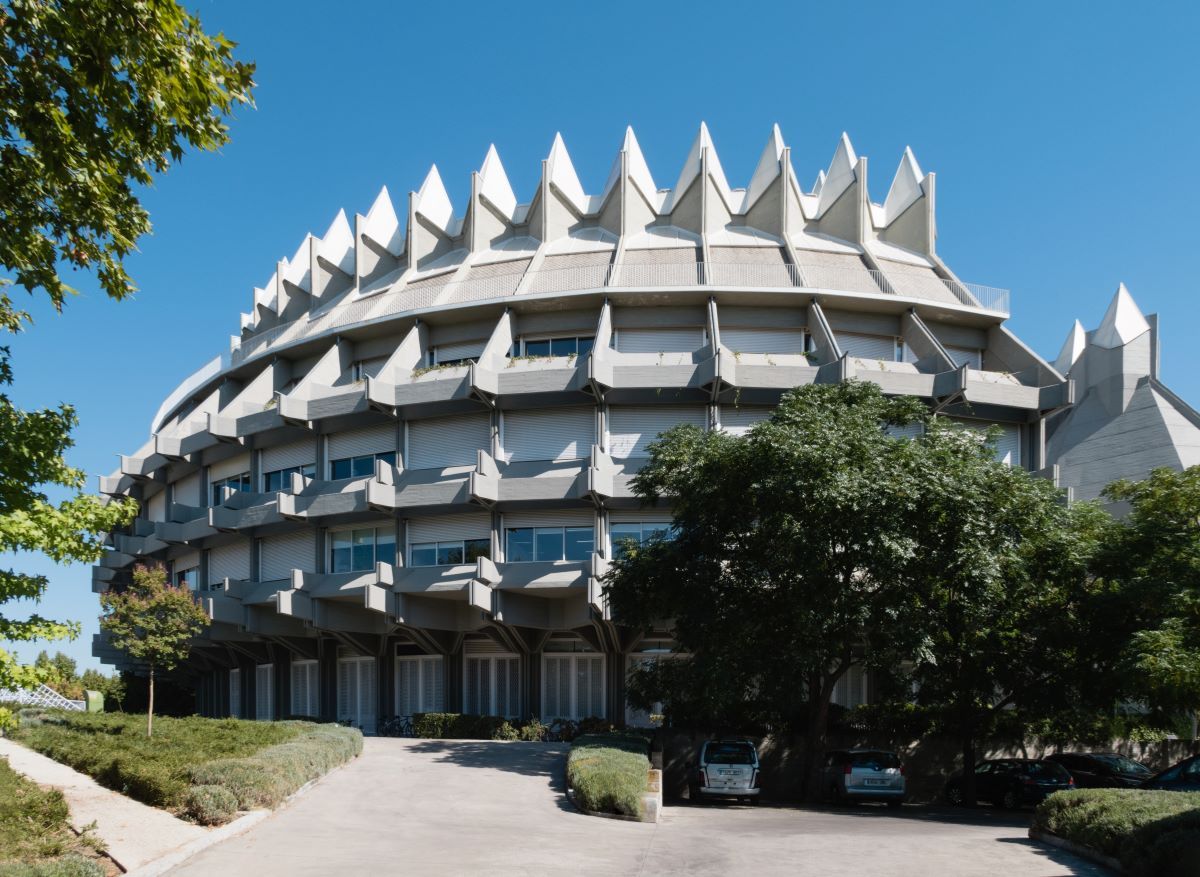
169;738;1104;877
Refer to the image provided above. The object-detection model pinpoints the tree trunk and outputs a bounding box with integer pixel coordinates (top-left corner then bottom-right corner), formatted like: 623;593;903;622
147;664;155;738
800;675;833;801
960;731;977;807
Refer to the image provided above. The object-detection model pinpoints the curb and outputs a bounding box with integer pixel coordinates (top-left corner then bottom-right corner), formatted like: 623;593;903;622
125;755;357;876
1028;827;1123;874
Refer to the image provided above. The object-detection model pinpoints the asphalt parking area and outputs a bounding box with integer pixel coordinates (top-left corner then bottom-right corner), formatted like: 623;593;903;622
168;739;1106;877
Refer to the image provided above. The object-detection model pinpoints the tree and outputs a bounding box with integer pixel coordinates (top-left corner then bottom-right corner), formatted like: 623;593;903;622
1101;467;1200;729
899;421;1109;806
0;1;253;720
80;667;125;711
98;564;208;735
0;0;255;325
33;649;82;698
604;382;931;796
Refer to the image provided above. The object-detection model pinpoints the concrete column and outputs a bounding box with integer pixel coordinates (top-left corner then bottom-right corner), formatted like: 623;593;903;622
528;649;542;721
446;646;463;713
239;655;255;720
275;651;290;720
379;644;395;719
319;639;338;722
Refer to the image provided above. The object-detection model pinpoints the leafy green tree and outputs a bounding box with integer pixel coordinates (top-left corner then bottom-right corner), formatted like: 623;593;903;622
32;649;82;698
1101;467;1200;726
80;667;125;711
0;0;255;324
99;565;208;735
605;382;930;795
0;0;253;718
900;421;1110;806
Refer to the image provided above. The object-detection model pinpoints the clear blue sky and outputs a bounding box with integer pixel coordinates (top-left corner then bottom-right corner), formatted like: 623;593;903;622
4;0;1198;673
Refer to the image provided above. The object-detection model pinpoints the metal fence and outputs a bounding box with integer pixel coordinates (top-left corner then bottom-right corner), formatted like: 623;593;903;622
0;683;86;711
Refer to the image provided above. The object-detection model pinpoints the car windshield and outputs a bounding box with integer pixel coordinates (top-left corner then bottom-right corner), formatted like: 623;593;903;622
1091;755;1151;776
850;752;899;769
1028;762;1071;780
706;743;755;765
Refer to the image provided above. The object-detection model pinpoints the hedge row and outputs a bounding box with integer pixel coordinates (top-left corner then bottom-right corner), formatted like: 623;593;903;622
411;713;621;741
1034;789;1200;877
567;733;652;818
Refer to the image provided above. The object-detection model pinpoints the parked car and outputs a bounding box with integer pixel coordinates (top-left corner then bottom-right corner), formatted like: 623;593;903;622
944;759;1074;808
1044;752;1152;788
821;749;905;807
687;737;761;803
1142;755;1200;792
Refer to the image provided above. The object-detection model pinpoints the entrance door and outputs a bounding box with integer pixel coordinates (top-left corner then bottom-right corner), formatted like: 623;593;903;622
337;656;377;734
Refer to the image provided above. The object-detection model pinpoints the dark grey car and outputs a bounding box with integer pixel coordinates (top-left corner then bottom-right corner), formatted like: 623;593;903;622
822;749;905;806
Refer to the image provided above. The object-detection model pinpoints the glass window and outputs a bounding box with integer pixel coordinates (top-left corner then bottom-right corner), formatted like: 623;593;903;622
610;524;642;560
436;543;464;565
331;530;354;573
331;458;352;480
263;464;314;493
376;530;396;567
565;527;594;561
411;543;437;567
524;339;551;357
550;337;576;357
210;472;251;506
331;527;391;573
351;529;375;570
331;452;396;481
507;528;534;563
534;527;564;562
577;337;594;357
175;568;198;591
464;538;490;563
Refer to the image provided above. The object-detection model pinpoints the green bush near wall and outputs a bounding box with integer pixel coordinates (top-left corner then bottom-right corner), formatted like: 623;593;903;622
567;733;652;818
1034;788;1200;876
412;713;512;739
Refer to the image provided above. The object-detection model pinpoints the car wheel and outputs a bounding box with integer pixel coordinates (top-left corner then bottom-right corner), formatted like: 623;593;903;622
945;784;964;806
1001;789;1020;809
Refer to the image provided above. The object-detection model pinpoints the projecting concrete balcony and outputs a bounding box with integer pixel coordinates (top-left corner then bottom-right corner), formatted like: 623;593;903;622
367;464;473;514
98;472;137;497
366;365;479;418
485;356;591;406
278;384;369;423
378;562;493;632
716;348;820;398
278;477;370;521
961;368;1073;410
208;492;283;531
155;503;216;544
590;350;717;405
155;414;223;460
470;452;594;507
91;566;117;594
225;407;291;439
473;557;595;627
119;448;169;480
98;549;136;570
113;532;168;558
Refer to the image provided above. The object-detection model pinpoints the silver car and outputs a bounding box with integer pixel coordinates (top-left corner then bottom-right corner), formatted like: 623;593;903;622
688;738;761;802
822;749;905;807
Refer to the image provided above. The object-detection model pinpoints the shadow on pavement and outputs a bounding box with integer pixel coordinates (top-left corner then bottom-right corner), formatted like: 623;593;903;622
995;837;1109;876
399;739;578;813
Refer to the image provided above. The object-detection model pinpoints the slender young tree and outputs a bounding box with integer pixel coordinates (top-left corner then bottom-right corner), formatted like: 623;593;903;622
99;565;209;736
605;382;930;796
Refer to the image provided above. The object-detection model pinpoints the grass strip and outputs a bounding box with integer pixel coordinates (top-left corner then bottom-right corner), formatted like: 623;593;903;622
567;733;651;818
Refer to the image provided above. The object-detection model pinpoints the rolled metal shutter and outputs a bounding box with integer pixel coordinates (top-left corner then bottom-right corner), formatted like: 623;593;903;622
261;531;317;581
173;471;202;506
464;638;510;656
327;423;396;462
886;423;924;440
291;660;319;717
948;418;1021;466
614;328;703;353
208;541;251;586
255;664;273;720
720;328;805;355
945;346;983;369
836;332;896;360
208;452;251;483
433;340;485;364
173;549;200;573
406;512;491;545
501;407;595;462
407;413;490;470
261;440;315;472
148;491;167;522
607;406;708;459
719;405;774;436
503;509;594;529
358;356;389;379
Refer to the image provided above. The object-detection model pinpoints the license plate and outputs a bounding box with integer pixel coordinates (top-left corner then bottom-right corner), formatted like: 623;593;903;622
719;769;737;776
864;779;888;786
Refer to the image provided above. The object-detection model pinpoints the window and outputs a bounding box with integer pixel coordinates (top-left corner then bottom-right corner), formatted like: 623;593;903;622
515;336;594;358
506;526;594;562
542;654;604;721
610;522;673;560
894;338;906;362
291;660;319;717
210;472;251;506
263;464;315;493
465;656;520;717
229;668;241;719
351;361;365;382
174;568;199;591
410;538;490;567
330;451;396;481
395;655;444;715
255;664;273;721
330;527;397;573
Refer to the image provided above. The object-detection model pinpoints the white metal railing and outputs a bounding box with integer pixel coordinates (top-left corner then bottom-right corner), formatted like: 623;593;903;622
224;261;1010;372
0;683;86;711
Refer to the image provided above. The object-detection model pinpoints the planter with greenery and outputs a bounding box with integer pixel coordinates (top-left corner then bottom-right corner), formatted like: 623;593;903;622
13;712;361;825
1033;788;1200;876
566;733;653;819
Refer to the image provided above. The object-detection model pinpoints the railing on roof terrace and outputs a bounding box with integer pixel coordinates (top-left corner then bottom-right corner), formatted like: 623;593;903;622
229;262;1010;368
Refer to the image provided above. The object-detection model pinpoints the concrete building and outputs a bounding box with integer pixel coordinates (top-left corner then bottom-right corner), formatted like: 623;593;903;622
92;125;1199;729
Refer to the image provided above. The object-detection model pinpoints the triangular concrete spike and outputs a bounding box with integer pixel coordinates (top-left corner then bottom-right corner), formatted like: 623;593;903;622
317;209;355;273
284;235;312;286
812;169;826;196
363;185;402;253
546;132;587;213
743;124;786;212
883;147;925;223
817;132;858;215
671;122;732;207
1093;282;1151;349
478;144;517;218
415;164;455;232
602;126;658;204
1054;319;1087;374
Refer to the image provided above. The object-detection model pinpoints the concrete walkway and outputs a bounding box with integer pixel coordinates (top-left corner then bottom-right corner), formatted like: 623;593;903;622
0;738;206;873
167;738;1107;877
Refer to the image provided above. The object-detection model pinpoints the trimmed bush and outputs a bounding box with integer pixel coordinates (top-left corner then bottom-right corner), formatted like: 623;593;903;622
567;733;651;818
518;718;547;742
182;785;238;826
0;759;103;876
412;713;510;740
0;855;105;877
1034;788;1200;876
492;721;519;742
